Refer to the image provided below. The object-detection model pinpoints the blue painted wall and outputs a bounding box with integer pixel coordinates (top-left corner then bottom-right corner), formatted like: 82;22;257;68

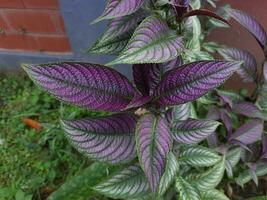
0;0;130;78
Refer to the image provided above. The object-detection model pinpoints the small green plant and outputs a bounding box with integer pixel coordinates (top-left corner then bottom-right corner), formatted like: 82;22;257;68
22;0;267;199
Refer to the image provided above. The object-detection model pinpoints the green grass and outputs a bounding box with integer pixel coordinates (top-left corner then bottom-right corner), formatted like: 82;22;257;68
0;74;104;200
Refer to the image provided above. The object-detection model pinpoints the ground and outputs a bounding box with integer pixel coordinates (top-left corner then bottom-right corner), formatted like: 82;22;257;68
0;73;103;200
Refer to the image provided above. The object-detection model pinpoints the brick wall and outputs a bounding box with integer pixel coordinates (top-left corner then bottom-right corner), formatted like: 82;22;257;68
0;0;71;53
207;0;267;92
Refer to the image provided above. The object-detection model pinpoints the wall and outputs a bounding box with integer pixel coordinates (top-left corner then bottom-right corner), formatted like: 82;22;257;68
207;0;267;91
0;0;71;53
0;0;266;82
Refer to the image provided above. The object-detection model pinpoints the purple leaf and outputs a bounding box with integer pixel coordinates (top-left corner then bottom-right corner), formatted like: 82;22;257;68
261;134;267;158
220;109;232;135
161;56;183;71
227;8;267;49
206;107;220;148
216;90;233;108
133;57;183;96
173;103;192;121
60;114;137;164
207;106;221;120
232;102;266;120
22;62;136;112
93;0;144;23
218;47;257;83
153;61;241;107
89;10;146;55
229;119;263;145
171;119;221;144
149;57;183;95
123;93;151;110
107;16;184;65
133;64;151;96
231;140;252;152
182;9;231;26
136;114;172;193
99;10;146;44
207;132;219;148
263;62;267;81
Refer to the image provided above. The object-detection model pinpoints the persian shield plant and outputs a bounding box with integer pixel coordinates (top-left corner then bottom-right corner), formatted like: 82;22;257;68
22;0;267;199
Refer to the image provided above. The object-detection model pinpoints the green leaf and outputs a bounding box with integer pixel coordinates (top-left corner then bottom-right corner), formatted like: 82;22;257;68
201;189;230;200
187;157;225;191
178;145;221;167
157;152;179;197
176;176;201;200
257;83;267;111
235;163;267;187
107;16;184;65
184;16;201;51
15;190;32;200
225;147;242;178
47;162;117;200
94;163;149;199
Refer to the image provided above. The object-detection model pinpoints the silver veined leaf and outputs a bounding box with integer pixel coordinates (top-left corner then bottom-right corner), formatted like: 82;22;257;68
107;16;184;65
157;152;179;197
187;157;225;191
135;114;172;193
173;103;192;121
60;113;137;164
178;145;221;167
171;119;221;144
93;0;145;23
235;162;267;187
152;61;241;107
229;119;263;145
232;102;266;120
225;147;242;178
226;8;267;49
89;34;130;55
218;47;257;83
175;176;201;200
89;10;146;55
22;62;136;112
201;189;230;200
94;163;150;199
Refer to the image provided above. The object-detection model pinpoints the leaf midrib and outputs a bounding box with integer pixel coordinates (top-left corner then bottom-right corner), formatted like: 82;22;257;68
31;67;133;102
153;64;234;101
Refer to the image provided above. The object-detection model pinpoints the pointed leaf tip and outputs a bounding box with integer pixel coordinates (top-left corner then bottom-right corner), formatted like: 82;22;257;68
95;0;144;23
136;114;172;193
108;16;184;65
171;119;221;144
226;8;267;48
23;62;136;112
61;114;137;164
152;60;241;106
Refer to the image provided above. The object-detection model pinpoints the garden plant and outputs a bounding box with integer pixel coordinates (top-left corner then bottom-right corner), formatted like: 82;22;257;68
22;0;267;199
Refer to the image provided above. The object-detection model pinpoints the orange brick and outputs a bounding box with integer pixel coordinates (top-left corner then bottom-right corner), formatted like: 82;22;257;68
22;0;59;10
37;35;71;52
0;13;9;31
0;33;39;51
3;10;59;34
0;0;24;8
